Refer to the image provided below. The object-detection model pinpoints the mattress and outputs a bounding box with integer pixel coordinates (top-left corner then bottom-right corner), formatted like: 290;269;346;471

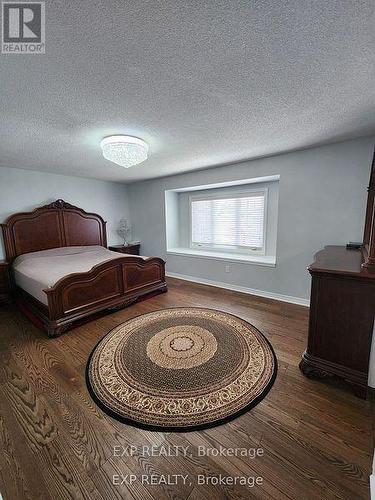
13;245;144;305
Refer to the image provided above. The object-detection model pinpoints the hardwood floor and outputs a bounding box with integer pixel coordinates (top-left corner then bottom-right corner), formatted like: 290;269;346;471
0;277;373;500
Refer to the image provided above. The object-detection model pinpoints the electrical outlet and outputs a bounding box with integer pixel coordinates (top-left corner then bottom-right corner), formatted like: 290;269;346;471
225;265;230;273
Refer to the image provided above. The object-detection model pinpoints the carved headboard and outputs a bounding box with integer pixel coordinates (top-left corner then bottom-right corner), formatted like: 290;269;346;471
1;200;107;263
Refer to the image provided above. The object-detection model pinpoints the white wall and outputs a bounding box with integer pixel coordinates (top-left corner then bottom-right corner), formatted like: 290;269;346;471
129;137;374;302
0;167;130;259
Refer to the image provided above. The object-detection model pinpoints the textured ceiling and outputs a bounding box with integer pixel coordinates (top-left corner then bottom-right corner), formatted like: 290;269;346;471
0;0;374;183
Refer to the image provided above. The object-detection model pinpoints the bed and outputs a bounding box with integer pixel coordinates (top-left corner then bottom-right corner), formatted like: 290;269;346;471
1;199;167;336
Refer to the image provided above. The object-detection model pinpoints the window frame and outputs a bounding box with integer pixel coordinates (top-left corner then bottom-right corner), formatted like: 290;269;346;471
188;187;268;257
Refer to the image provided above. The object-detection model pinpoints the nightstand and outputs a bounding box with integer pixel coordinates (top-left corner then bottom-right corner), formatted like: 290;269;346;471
109;242;141;256
0;261;12;304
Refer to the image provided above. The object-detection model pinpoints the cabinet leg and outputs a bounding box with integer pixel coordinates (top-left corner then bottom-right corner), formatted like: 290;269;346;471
300;352;368;399
346;382;368;400
299;356;332;380
46;323;72;338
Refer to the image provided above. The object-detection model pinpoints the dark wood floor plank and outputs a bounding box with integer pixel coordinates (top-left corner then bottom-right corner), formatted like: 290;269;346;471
202;424;321;500
0;277;373;500
36;438;105;500
0;414;51;500
182;430;289;499
91;457;158;500
0;365;58;453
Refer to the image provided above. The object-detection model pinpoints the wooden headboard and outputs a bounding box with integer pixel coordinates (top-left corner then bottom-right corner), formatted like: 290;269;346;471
1;199;107;262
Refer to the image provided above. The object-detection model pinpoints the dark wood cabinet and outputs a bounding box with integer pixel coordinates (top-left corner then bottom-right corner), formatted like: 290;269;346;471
300;151;375;398
109;243;141;256
0;261;12;304
300;246;375;398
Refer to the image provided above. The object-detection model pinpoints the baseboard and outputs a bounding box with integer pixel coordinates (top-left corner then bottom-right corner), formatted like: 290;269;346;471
166;272;310;307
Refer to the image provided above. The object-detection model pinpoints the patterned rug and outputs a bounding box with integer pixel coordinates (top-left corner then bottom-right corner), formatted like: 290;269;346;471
86;307;277;431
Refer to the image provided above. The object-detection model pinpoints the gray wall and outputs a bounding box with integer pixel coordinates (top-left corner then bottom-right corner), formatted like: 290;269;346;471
0;167;130;259
129;137;375;301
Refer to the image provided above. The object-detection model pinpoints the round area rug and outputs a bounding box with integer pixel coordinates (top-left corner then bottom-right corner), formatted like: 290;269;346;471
86;307;277;431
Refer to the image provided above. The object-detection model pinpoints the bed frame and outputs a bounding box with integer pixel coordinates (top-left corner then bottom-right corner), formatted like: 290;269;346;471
1;199;167;337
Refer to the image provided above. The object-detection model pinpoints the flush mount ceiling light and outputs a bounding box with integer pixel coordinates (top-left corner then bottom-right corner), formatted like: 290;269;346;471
100;135;149;168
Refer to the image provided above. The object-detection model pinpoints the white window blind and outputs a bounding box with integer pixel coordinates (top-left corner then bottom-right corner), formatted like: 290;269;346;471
191;192;265;251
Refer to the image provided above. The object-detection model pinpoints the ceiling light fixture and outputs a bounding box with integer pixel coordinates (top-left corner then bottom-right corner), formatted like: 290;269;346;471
100;135;148;168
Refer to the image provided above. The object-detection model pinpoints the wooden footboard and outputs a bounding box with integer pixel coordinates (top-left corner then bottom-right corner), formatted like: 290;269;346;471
35;256;167;336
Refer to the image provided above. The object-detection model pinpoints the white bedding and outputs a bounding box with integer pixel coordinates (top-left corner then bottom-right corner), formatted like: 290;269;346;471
13;245;145;305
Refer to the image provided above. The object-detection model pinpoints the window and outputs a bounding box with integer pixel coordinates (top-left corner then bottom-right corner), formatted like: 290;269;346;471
190;189;267;255
165;176;278;266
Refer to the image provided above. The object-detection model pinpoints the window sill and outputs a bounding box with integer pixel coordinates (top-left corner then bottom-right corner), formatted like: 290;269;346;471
167;248;276;267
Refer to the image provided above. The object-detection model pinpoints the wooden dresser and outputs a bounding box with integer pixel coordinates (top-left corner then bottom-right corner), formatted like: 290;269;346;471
300;246;375;398
300;150;375;398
